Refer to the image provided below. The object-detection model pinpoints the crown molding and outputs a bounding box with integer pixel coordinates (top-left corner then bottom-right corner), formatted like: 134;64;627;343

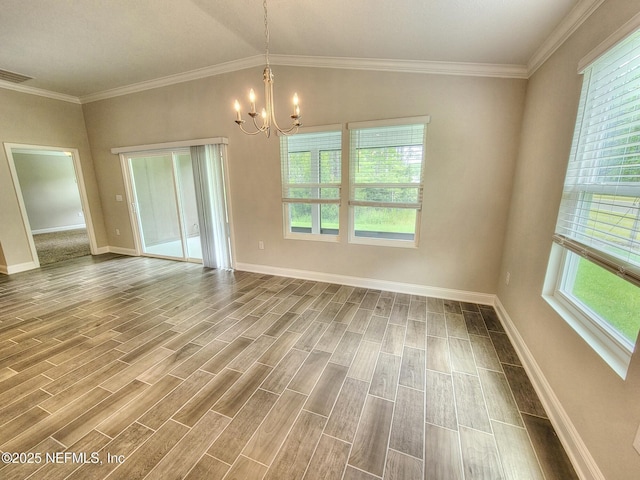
0;79;80;104
79;56;266;104
269;54;529;79
527;0;605;76
78;55;527;104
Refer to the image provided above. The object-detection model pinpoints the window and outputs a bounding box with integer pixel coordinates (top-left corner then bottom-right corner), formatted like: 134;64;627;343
280;127;342;240
544;29;640;378
347;117;429;247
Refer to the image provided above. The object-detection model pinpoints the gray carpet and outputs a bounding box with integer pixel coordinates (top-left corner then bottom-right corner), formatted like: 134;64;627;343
33;228;91;265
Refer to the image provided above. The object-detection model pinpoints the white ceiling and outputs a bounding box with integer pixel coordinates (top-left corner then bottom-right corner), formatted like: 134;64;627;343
0;0;598;101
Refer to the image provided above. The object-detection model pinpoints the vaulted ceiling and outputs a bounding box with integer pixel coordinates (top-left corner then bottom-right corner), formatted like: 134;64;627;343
0;0;601;101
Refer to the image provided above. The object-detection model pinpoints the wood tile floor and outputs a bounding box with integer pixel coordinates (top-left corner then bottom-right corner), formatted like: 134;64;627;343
0;254;579;480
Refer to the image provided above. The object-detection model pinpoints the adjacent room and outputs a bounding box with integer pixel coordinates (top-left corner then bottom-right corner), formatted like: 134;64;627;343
0;1;639;479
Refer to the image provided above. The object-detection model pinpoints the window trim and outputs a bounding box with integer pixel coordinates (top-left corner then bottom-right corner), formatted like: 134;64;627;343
543;244;633;379
280;124;343;242
347;116;430;248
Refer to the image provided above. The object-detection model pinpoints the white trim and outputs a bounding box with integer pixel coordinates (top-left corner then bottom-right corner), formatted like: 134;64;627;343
279;123;343;136
2;261;39;275
32;224;86;235
235;262;495;305
270;55;528;79
0;79;81;104
111;137;228;155
527;0;606;76
578;10;640;72
494;297;606;480
108;246;138;256
347;116;431;130
94;246;109;255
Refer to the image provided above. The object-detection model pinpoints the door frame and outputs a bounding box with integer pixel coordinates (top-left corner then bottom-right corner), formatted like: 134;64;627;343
120;148;202;263
3;142;98;270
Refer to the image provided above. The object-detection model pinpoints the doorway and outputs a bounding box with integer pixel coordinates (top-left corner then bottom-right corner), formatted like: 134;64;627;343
3;143;97;268
127;149;202;263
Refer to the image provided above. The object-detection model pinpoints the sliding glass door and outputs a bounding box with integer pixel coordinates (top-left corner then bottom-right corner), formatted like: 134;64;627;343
128;149;202;262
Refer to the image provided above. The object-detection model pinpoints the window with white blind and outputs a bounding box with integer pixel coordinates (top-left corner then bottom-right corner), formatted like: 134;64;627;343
280;127;342;240
543;28;640;378
347;117;429;247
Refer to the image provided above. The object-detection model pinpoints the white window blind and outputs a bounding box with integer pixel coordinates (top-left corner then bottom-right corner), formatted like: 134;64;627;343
555;29;640;286
349;123;426;209
280;129;342;236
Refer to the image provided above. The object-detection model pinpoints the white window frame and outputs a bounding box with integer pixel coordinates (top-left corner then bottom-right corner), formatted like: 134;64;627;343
280;125;342;242
347;116;430;248
543;20;640;379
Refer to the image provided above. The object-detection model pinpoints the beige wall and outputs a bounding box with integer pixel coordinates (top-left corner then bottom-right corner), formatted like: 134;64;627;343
83;67;526;294
12;152;85;232
498;1;640;479
0;89;106;269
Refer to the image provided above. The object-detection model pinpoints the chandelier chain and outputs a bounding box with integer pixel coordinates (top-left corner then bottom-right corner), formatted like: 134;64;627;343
264;0;270;66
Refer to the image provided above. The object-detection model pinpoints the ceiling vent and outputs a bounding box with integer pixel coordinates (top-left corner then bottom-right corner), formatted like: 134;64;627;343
0;69;33;84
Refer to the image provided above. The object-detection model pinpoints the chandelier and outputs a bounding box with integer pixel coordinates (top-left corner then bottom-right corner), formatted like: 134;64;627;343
233;0;301;137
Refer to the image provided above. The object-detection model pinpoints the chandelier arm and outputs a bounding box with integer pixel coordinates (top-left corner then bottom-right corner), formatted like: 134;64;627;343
236;122;269;136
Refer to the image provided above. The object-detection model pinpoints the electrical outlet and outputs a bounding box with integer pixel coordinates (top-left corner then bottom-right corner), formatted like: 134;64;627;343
115;229;120;236
258;240;264;250
115;194;123;202
633;424;640;455
505;272;511;285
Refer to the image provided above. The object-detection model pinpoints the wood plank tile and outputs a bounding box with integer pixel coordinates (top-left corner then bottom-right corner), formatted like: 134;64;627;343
324;377;369;443
139;370;213;430
347;340;380;382
492;420;545;480
260;348;308;394
363;315;388;343
425;370;458;430
489;331;522;366
384;449;423;480
389;303;409;326
452;372;491;433
522;413;580;480
426;335;451;374
201;336;253;374
424;423;464;480
263;410;326;480
1;436;66;480
445;313;469;339
224;455;268;480
97;374;183;438
53;379;149;446
302;434;351;480
405;319;426;350
503;364;547;417
348;395;394;477
426;312;447;337
381;324;405;356
469;334;502;371
315;322;348;353
104;420;189;480
243;389;307;465
369;352;401;400
399;346;425;390
389;386;425;459
449;337;477;375
463;310;490;337
288;350;331;395
208;389;278;464
258;331;301;366
305;362;348;417
294;321;329;352
183;454;229;480
478;368;523;427
0;406;49;446
347;308;372;334
330;331;363;367
168;339;227;379
459;426;504;480
212;363;273;418
174;368;242;426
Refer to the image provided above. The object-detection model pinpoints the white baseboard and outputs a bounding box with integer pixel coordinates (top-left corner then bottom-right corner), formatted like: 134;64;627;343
235;262;496;305
1;261;39;275
31;224;86;234
108;246;138;256
493;297;605;480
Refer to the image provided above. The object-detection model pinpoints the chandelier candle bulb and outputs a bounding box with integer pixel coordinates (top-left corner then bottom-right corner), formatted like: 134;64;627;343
234;100;242;122
249;89;256;113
